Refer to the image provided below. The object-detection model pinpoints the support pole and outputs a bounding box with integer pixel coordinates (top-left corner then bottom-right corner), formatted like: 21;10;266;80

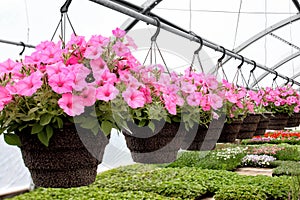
89;0;300;87
0;39;35;49
113;0;163;32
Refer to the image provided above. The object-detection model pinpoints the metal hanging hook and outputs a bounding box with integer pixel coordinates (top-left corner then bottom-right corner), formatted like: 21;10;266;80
19;42;26;56
285;77;290;85
217;46;226;63
273;71;278;82
237;55;244;69
250;60;256;73
194;35;203;55
60;0;73;13
151;17;161;42
291;79;295;86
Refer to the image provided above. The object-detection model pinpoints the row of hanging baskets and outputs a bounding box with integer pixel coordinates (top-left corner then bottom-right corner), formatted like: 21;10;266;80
1;28;300;188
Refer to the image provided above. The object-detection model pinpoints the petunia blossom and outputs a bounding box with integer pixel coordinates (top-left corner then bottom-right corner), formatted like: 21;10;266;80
122;88;145;108
96;84;119;102
80;86;96;106
0;86;12;110
48;72;74;94
112;41;130;57
58;93;85;116
112;27;126;38
15;71;43;96
84;44;103;59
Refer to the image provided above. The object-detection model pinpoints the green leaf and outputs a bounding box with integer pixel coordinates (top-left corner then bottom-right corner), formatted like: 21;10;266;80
80;119;98;129
40;114;53;126
4;134;21;146
28;107;39;115
148;121;155;132
101;121;113;135
183;114;190;123
138;120;146;127
37;131;50;147
91;126;99;135
56;117;63;128
31;123;44;134
45;125;54;139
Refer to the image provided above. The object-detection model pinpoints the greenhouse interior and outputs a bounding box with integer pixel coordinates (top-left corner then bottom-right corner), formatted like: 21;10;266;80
1;0;300;199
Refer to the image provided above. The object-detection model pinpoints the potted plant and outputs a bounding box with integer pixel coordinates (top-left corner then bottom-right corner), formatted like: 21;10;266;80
258;86;300;130
217;79;247;143
0;28;140;187
178;70;223;151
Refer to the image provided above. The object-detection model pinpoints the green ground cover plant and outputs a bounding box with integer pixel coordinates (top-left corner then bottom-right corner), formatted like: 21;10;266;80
9;164;292;200
168;147;247;171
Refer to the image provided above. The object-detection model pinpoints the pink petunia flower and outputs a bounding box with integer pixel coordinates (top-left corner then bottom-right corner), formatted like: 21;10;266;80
46;61;70;77
96;84;119;102
0;59;22;75
112;27;126;38
90;57;108;77
15;71;43;96
58;93;85;116
48;72;74;94
112;41;130;57
95;69;118;86
0;86;12;110
84;44;103;59
122;88;145;108
88;35;109;47
125;35;138;50
187;92;201;106
80;86;96;106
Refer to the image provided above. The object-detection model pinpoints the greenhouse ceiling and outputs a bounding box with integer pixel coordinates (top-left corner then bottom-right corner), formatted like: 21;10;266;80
1;0;300;88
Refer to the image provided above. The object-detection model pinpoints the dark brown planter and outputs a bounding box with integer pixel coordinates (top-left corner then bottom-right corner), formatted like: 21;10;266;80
218;118;243;143
182;117;225;150
285;113;300;128
254;113;271;136
17;124;108;188
123;121;186;164
268;113;289;130
237;114;261;139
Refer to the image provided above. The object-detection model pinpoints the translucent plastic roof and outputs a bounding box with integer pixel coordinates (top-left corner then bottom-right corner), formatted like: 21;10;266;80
1;0;300;88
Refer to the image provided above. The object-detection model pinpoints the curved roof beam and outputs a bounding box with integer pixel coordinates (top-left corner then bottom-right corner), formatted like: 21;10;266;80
251;51;300;87
292;0;300;12
233;14;300;53
221;14;300;66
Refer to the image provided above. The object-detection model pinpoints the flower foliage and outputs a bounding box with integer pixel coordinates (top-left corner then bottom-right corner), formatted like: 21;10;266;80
0;28;142;146
242;154;276;167
247;146;285;156
218;80;250;122
254;86;300;115
0;28;225;146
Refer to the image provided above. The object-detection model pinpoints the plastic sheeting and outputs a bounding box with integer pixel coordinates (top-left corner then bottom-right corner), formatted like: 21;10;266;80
0;136;32;196
0;130;134;196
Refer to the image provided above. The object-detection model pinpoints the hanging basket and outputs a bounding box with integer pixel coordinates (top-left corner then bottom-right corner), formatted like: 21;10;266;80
237;114;261;139
285;113;300;128
181;118;224;151
17;123;109;188
218;118;243;143
123;121;186;164
254;113;271;136
268;113;289;130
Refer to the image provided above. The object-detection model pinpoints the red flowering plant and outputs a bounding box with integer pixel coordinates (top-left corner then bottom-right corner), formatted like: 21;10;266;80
264;130;300;139
0;28;151;146
247;130;300;144
257;86;300;115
